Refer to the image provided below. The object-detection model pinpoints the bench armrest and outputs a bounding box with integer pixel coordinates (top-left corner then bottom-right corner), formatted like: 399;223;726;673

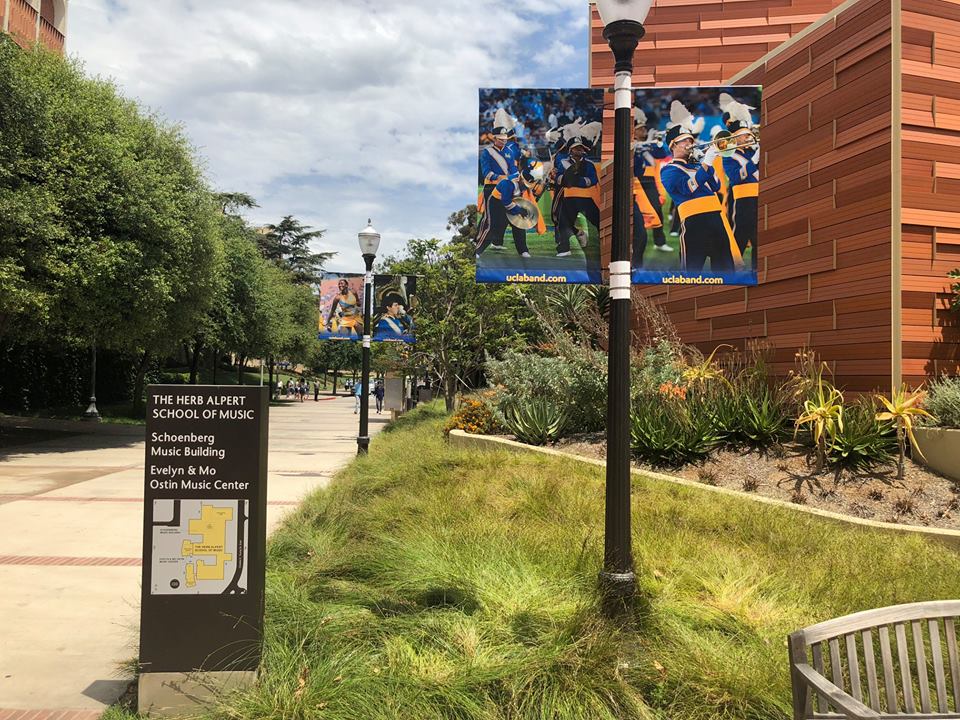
793;663;880;719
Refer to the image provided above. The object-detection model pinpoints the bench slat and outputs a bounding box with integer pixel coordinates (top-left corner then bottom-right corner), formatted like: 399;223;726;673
897;622;917;713
930;619;950;713
947;618;960;712
848;632;863;703
831;637;844;700
813;641;830;713
879;625;899;713
915;620;932;713
863;629;881;712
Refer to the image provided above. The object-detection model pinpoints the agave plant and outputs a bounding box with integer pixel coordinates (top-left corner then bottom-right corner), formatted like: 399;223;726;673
501;397;568;446
795;367;843;472
875;385;935;480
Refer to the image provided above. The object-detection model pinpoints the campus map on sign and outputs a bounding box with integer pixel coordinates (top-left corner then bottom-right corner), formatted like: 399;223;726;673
150;499;248;595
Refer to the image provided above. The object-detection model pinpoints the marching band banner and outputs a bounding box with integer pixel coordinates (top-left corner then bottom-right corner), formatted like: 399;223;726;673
372;275;416;343
318;273;417;343
473;86;761;287
475;88;604;284
318;273;364;341
630;86;761;286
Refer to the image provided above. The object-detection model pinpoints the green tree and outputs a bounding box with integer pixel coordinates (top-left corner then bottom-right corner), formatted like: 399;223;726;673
380;208;534;410
261;215;334;285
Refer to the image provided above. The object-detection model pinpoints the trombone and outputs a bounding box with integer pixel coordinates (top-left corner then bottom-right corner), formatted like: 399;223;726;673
692;127;759;156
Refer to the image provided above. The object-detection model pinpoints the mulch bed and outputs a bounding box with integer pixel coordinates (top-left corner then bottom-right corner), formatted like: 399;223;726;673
552;433;960;530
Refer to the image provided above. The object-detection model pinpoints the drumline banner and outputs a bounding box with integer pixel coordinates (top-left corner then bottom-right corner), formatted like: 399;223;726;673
475;88;604;284
473;86;760;287
318;273;416;343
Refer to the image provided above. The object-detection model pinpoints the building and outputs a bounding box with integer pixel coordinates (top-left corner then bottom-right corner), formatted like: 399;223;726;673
591;0;960;391
1;0;68;53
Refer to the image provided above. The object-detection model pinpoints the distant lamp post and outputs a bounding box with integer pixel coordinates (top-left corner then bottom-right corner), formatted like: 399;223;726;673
357;219;381;455
596;0;652;614
82;342;101;422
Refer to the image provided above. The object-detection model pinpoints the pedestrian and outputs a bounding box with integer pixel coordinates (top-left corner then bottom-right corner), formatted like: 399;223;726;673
354;381;363;414
313;382;319;401
374;382;385;414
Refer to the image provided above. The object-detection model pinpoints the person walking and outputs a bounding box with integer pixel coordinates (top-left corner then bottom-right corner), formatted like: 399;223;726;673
354;381;363;414
374;382;385;414
313;382;319;401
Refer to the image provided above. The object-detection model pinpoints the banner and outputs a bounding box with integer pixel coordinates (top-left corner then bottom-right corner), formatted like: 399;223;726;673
372;275;416;343
475;88;604;284
317;273;363;341
630;86;761;286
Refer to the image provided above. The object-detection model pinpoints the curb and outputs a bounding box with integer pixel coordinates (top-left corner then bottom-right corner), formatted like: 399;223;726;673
448;430;960;551
0;414;144;436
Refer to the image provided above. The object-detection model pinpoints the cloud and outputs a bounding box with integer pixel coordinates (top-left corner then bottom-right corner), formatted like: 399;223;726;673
67;0;589;271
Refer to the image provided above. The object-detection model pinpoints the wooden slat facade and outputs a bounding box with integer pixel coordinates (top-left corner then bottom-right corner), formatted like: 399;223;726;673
899;0;960;383
591;0;960;390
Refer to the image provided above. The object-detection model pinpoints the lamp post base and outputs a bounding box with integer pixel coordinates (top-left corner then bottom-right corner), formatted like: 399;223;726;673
598;570;637;616
82;397;101;422
357;435;369;455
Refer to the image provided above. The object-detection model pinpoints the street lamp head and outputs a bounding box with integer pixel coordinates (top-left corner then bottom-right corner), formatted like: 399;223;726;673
597;0;650;72
595;0;653;25
358;218;381;258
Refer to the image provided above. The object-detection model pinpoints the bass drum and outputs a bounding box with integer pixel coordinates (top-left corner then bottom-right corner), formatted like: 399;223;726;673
506;197;540;230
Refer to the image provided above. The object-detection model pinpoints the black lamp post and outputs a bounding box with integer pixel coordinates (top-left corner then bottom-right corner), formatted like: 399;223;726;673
357;219;381;455
82;341;101;422
595;0;652;615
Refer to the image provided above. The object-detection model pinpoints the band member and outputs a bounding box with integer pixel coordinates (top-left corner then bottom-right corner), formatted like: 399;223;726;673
325;278;362;338
476;110;529;257
720;98;760;270
632;109;671;267
504;125;533;255
551;136;600;258
375;292;414;341
660;123;743;273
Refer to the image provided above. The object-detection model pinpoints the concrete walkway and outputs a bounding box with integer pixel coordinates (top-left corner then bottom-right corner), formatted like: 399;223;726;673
0;393;387;715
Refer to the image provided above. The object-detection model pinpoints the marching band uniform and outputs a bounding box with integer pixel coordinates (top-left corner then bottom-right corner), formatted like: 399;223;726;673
476;121;529;257
551;140;600;257
633;139;669;267
660;124;743;273
722;144;759;270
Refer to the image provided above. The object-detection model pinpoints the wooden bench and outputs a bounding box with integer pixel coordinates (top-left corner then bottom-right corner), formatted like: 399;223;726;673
789;601;960;719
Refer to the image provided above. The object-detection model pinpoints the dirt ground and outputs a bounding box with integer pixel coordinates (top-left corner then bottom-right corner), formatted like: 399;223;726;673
552;433;960;530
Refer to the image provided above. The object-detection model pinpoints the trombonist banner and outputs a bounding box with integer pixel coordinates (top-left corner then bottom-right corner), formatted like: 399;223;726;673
631;86;761;286
317;273;417;343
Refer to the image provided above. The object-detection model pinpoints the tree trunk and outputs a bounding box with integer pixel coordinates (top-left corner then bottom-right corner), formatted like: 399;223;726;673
132;350;151;417
322;369;327;388
332;369;339;395
237;355;246;385
212;347;218;384
189;339;203;384
268;356;275;398
444;373;456;412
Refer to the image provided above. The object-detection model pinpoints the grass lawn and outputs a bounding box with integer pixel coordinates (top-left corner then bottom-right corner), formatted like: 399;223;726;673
110;402;960;719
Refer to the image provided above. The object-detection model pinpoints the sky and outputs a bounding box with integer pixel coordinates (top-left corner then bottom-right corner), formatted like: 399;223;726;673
67;0;591;272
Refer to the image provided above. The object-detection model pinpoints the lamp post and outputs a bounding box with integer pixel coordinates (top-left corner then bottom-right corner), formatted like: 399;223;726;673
82;341;101;422
596;0;652;614
357;219;381;455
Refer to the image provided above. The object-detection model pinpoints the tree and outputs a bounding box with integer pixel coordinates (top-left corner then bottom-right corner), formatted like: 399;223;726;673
380;208;535;410
260;215;334;285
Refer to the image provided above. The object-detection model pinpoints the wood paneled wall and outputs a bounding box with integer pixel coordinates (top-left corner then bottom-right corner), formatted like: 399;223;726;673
592;0;906;391
899;0;960;383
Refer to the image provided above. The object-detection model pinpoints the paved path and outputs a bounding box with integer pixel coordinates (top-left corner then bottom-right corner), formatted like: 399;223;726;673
0;394;387;714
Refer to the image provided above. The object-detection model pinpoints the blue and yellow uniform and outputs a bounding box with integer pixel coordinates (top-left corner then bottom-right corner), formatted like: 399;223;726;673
476;140;528;256
722;148;759;270
633;143;669;266
661;158;743;273
551;147;600;255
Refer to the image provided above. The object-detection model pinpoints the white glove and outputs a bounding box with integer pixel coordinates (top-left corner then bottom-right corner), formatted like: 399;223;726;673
702;145;719;167
751;146;760;165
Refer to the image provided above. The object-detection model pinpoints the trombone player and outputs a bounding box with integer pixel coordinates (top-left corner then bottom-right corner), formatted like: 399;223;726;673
632;108;672;268
718;96;760;271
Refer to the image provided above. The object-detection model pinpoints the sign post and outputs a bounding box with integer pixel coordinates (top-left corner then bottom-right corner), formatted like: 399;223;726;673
137;385;268;715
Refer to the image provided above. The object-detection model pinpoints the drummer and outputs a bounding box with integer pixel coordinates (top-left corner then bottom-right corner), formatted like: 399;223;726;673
476;119;529;257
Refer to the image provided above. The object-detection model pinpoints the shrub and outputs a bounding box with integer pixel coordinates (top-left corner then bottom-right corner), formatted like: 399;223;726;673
443;397;500;436
630;392;720;467
632;339;686;396
829;398;895;474
486;350;606;433
500;396;568;446
926;375;960;428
